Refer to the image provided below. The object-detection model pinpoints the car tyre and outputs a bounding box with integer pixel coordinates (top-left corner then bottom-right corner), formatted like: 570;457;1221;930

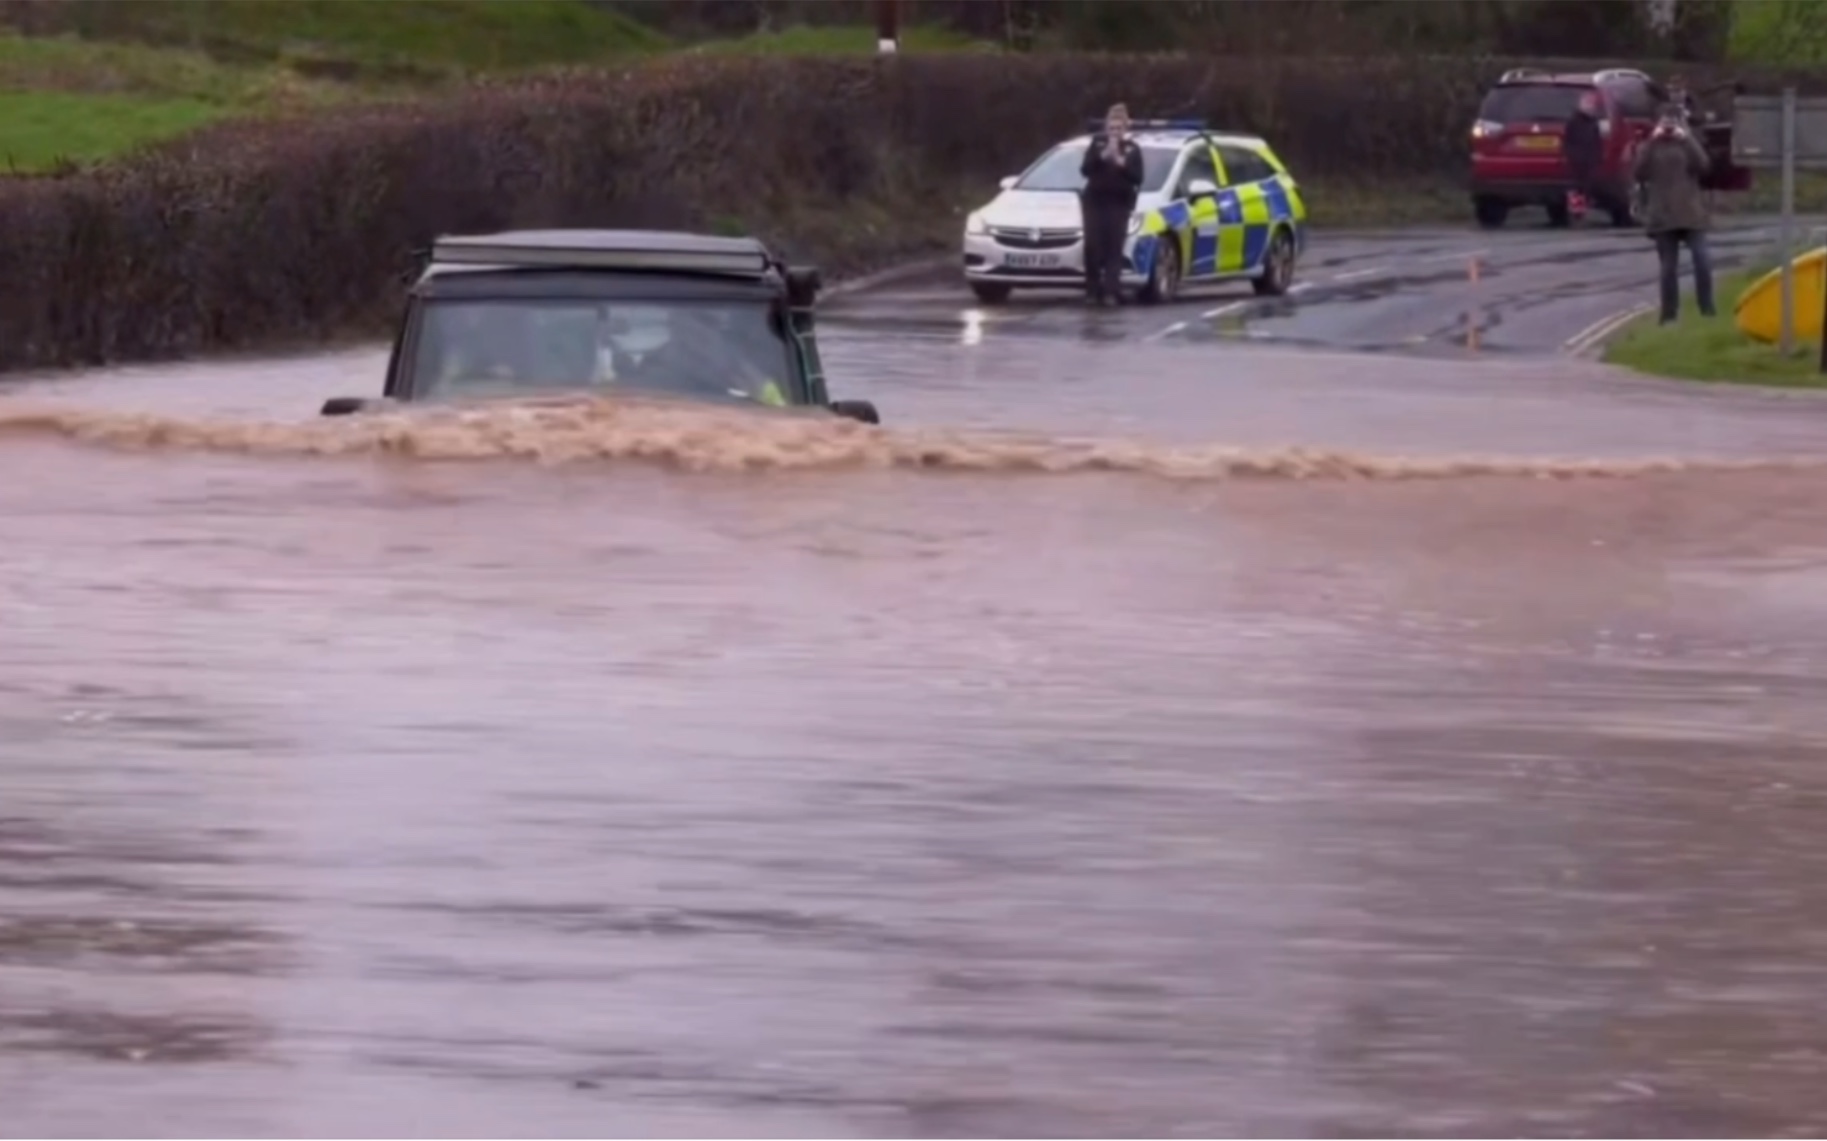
969;281;1013;305
1138;236;1181;305
1473;196;1509;230
1251;227;1297;297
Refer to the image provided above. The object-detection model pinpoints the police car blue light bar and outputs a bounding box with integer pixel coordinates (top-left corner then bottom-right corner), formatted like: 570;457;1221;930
1081;117;1209;132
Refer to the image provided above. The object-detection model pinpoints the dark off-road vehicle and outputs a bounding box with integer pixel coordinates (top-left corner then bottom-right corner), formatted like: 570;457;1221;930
319;229;880;424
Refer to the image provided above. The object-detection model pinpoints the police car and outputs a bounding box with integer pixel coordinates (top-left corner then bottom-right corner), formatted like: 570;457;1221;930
961;119;1308;305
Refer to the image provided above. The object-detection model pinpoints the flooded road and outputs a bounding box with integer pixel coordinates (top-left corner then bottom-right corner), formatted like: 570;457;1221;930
7;226;1827;1137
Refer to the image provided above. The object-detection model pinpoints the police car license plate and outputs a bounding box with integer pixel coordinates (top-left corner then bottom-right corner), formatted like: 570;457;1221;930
1005;253;1060;268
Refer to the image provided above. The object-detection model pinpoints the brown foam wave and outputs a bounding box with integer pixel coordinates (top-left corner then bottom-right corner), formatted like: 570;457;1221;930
0;395;1819;482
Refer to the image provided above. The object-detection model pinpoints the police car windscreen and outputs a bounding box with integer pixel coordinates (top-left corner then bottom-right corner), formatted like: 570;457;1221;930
1015;143;1179;193
1480;83;1586;123
409;299;795;406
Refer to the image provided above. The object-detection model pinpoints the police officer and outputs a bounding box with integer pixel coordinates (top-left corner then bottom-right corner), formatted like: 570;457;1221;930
1079;102;1144;306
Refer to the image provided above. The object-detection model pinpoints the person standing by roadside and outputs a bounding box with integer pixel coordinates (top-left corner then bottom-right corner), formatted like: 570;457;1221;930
1634;103;1715;324
1665;74;1698;126
1563;90;1605;225
1079;102;1144;306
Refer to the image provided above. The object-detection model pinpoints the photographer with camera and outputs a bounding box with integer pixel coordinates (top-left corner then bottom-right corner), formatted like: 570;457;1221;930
1633;102;1715;324
1665;74;1699;126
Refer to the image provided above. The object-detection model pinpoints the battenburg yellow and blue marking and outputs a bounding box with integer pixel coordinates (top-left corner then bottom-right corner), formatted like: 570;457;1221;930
1124;134;1308;286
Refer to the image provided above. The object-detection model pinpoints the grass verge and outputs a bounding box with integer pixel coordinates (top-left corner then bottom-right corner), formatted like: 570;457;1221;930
1604;265;1827;387
0;16;989;171
15;0;669;78
0;89;228;171
687;24;993;55
0;28;362;171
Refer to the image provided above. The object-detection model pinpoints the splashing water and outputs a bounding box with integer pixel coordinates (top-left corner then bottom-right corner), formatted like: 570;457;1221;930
1;394;1818;482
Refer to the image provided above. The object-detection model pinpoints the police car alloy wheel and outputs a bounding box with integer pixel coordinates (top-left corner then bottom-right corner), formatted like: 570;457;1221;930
1143;239;1180;305
1252;229;1296;297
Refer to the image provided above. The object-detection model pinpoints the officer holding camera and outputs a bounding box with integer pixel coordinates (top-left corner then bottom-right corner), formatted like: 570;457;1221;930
1633;103;1715;324
1079;102;1144;306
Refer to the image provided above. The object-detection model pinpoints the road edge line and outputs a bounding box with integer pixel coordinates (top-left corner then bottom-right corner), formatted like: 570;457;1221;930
823;254;955;299
1565;303;1654;358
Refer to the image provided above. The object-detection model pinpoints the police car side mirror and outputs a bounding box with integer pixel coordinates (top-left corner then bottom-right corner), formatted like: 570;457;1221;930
998;175;1017;190
1187;178;1219;200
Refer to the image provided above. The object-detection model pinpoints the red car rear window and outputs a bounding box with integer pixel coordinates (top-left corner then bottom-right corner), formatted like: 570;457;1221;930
1479;83;1590;123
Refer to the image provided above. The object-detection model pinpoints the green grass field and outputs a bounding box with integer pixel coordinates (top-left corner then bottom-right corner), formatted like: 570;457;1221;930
0;90;230;171
0;4;997;173
1604;265;1827;387
26;0;669;76
0;25;364;171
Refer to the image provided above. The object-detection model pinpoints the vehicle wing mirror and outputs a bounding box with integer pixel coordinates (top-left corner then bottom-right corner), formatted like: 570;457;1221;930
1186;178;1220;200
998;175;1017;190
828;399;880;425
785;264;822;308
320;396;397;417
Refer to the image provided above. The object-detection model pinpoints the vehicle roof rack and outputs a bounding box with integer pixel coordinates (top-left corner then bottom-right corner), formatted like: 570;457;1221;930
1592;67;1653;84
1082;117;1210;133
430;229;773;278
1498;67;1550;83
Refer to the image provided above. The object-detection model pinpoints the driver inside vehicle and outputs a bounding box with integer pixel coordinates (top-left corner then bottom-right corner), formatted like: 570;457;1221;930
600;304;788;407
420;300;792;408
434;305;534;384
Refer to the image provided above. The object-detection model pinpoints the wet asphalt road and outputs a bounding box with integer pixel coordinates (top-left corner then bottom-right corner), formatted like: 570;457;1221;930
826;216;1806;358
8;218;1827;1138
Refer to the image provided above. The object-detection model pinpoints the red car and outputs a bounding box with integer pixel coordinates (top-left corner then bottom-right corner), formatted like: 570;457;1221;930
1469;67;1749;230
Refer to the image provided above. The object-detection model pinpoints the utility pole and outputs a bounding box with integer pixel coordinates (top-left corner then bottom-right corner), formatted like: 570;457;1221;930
875;0;899;53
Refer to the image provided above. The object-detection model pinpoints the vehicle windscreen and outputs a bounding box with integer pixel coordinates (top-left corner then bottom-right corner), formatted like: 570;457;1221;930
1479;83;1588;123
1014;143;1179;193
407;299;796;406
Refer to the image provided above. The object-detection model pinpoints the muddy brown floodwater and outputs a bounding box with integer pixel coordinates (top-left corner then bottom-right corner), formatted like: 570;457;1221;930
5;324;1827;1138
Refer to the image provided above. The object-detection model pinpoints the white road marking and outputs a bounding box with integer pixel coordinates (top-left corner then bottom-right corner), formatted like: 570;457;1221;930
1201;302;1245;319
1331;267;1382;282
1564;303;1655;355
1145;320;1189;341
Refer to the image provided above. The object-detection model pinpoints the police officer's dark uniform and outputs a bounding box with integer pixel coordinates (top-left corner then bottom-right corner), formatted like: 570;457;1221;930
1078;124;1144;305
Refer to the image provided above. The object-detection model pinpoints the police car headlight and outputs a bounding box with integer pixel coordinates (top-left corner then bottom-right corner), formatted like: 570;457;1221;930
965;212;988;236
1127;213;1144;236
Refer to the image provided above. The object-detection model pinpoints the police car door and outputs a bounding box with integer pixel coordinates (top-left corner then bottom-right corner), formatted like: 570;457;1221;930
1176;142;1223;279
1216;144;1277;274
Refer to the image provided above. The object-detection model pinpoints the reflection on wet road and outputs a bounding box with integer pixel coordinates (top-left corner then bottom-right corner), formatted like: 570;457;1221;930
827;217;1813;358
7;220;1827;1137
